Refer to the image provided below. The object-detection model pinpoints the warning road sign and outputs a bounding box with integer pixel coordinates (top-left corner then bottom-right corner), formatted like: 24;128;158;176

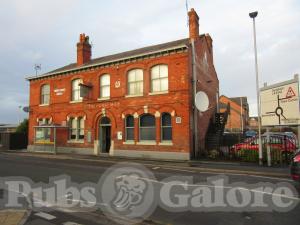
286;87;296;98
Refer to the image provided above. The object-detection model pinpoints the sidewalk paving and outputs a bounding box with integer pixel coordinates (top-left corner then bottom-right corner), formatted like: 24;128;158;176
2;150;291;179
0;210;28;225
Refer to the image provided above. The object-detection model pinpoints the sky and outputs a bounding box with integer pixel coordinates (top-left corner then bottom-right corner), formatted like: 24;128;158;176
0;0;299;124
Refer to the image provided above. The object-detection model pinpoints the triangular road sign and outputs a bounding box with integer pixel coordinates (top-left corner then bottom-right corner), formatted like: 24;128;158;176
286;87;296;98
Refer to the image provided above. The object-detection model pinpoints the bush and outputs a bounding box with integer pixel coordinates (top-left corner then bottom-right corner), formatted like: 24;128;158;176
238;149;259;162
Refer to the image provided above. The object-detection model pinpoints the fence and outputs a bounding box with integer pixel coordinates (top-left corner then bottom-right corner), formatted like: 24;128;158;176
0;132;28;150
207;133;297;165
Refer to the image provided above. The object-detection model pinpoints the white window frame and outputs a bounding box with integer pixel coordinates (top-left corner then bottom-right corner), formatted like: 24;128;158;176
69;117;85;142
161;113;172;142
71;79;83;102
150;64;168;93
40;84;50;105
99;74;110;99
125;115;134;141
127;69;143;96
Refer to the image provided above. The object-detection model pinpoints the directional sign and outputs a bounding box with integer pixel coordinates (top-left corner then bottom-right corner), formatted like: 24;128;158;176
260;76;300;126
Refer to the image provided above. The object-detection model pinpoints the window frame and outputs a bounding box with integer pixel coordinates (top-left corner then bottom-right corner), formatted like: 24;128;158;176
69;117;85;141
125;115;135;141
139;114;156;141
99;74;110;99
40;84;50;105
150;64;168;93
127;69;144;96
71;78;83;102
161;113;172;142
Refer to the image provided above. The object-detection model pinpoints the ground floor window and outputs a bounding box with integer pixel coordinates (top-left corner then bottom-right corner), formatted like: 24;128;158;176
139;114;156;141
125;115;134;141
161;113;172;141
35;118;51;142
69;117;84;141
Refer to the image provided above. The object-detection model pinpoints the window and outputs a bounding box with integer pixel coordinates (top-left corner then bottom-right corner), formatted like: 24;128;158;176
127;69;143;95
71;79;82;101
139;114;155;141
69;117;84;141
125;115;134;141
100;74;110;98
35;118;51;142
40;84;50;105
161;113;172;141
151;65;168;93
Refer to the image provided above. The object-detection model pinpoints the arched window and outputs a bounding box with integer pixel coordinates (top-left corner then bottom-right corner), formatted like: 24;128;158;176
125;115;134;141
71;79;82;101
127;69;143;95
161;113;172;141
100;74;110;98
139;114;155;141
151;65;168;93
40;84;50;105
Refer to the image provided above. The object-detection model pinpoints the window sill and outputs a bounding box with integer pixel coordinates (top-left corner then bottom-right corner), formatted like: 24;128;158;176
149;91;168;96
136;141;156;145
70;100;83;104
34;141;53;145
97;97;110;101
123;141;135;145
159;141;173;146
125;94;143;98
39;104;49;107
67;140;84;144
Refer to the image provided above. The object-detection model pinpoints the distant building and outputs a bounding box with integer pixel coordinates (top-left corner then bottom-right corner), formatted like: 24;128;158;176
248;116;258;129
0;124;18;133
26;9;219;160
219;95;249;133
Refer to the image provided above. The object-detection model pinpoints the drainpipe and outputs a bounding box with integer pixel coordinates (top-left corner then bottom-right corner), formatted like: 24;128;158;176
191;40;198;159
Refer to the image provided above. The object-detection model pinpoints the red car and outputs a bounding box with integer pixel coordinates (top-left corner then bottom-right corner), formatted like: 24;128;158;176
291;150;300;182
231;134;296;152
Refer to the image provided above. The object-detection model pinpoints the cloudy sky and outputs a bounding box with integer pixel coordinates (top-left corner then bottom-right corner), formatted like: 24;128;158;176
0;0;299;124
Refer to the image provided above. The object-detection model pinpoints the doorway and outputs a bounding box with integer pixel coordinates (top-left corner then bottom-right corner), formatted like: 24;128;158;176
99;117;111;153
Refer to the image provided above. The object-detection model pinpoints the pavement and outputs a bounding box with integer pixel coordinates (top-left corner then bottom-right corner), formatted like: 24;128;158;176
3;150;291;178
0;210;29;225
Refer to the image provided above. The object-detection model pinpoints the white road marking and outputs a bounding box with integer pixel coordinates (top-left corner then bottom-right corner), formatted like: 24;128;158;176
152;166;160;170
34;212;56;220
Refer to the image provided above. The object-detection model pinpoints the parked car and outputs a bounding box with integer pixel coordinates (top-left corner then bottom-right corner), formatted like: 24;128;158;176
291;149;300;182
231;133;296;152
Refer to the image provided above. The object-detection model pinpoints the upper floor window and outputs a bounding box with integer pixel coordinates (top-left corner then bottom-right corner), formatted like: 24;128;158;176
100;74;110;98
161;113;172;141
139;114;156;141
151;65;168;93
69;117;84;141
127;69;143;96
71;79;82;101
125;115;134;141
40;84;50;105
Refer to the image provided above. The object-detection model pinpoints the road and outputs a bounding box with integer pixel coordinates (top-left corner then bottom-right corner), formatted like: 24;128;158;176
0;152;299;225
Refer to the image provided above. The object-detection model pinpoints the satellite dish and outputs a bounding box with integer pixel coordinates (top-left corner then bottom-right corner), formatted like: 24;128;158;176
195;91;209;112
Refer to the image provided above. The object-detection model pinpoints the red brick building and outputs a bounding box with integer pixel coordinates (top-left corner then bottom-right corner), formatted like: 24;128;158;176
26;9;219;160
219;95;249;133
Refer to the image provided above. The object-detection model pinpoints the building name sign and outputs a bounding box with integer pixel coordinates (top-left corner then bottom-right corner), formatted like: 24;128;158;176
54;88;66;96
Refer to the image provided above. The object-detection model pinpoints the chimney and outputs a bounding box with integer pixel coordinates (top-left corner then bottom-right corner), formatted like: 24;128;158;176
77;33;91;66
188;8;199;40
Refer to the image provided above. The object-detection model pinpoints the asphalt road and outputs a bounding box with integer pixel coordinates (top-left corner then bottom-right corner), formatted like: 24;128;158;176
0;153;299;225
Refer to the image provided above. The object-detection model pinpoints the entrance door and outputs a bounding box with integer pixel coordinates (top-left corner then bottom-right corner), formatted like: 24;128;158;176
99;117;111;153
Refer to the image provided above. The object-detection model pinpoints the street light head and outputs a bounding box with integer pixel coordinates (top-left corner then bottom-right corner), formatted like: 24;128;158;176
249;11;258;18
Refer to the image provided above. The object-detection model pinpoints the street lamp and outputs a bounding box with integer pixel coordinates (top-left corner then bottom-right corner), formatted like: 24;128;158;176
249;11;263;165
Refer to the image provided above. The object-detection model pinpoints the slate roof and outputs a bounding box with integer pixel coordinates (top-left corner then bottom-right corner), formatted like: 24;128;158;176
27;37;192;80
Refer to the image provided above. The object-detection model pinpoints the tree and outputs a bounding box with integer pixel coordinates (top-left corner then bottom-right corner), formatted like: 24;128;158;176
15;119;28;134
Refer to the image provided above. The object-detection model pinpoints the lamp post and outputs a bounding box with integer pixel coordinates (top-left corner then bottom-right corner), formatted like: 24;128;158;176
249;11;263;165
